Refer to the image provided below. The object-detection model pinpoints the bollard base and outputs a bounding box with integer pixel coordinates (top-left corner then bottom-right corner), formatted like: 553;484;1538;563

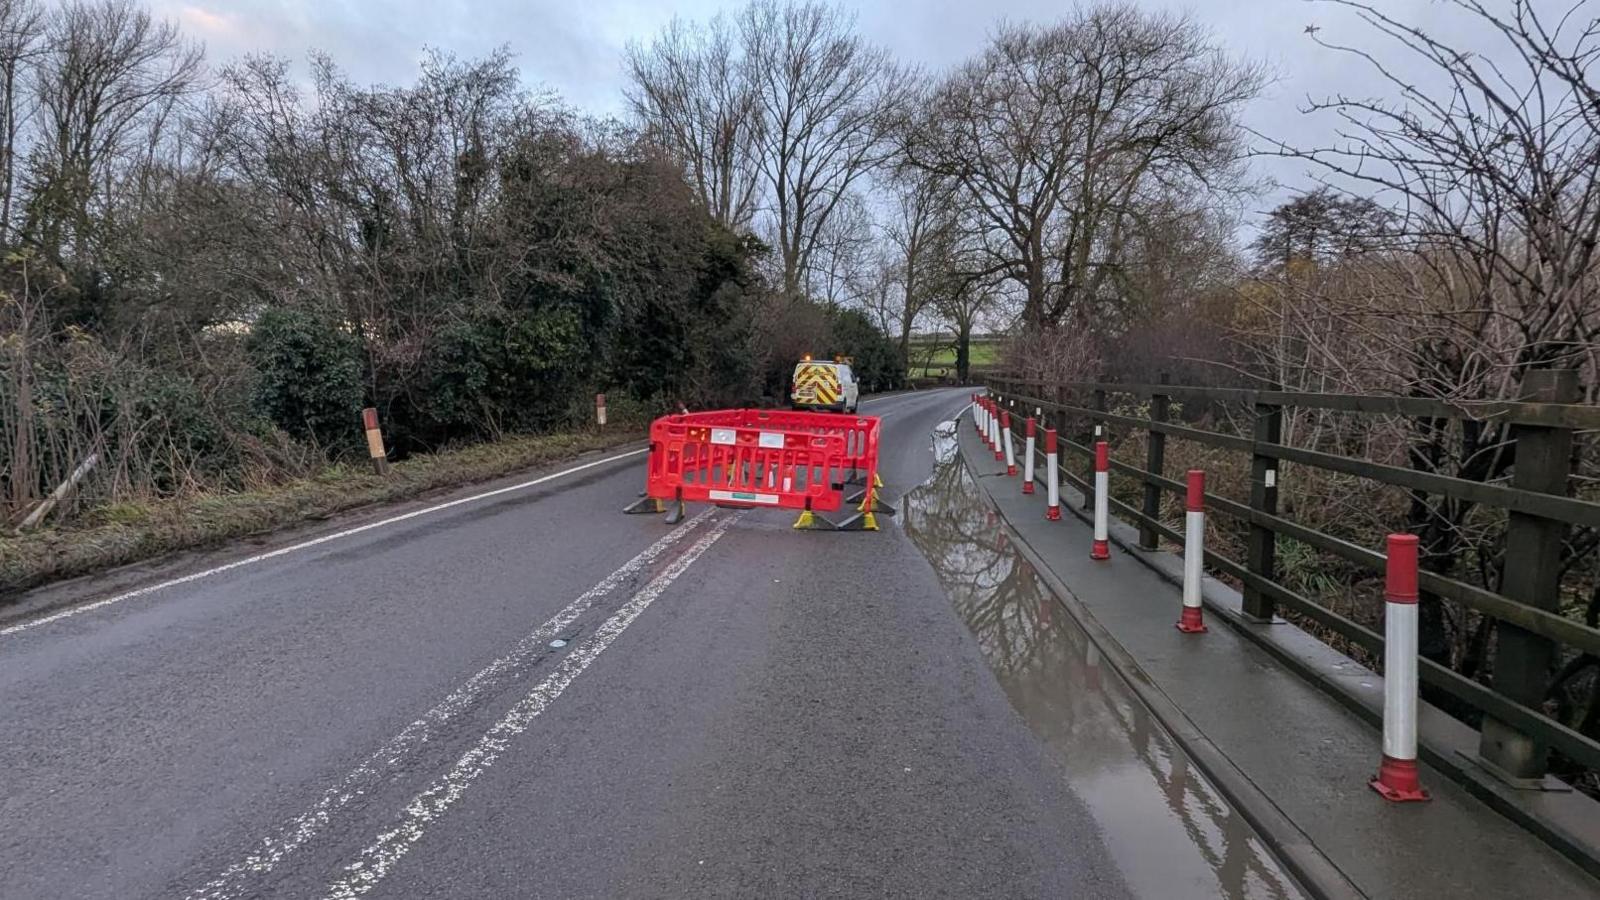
1370;756;1431;802
1176;606;1208;634
1022;482;1034;494
1007;465;1017;476
1046;506;1061;521
994;449;1004;461
1091;539;1110;560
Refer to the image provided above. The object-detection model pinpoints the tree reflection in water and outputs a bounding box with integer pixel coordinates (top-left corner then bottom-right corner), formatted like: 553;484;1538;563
904;439;1305;900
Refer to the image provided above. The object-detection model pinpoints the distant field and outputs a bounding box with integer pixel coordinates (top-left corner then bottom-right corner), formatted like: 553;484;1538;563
907;339;1003;379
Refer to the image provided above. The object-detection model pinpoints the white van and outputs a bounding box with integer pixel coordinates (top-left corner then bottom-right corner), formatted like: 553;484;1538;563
790;357;860;413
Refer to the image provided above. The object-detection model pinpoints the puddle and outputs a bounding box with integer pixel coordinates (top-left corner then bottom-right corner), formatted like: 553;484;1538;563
904;429;1307;900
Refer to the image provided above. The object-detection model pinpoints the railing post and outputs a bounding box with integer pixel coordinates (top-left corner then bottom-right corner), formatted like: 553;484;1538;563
1243;395;1282;621
1477;369;1579;785
1140;373;1170;550
1084;384;1107;510
1054;383;1068;441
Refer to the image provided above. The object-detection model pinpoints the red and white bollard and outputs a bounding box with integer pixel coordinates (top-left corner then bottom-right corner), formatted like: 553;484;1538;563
1045;428;1061;521
991;405;1004;461
1022;416;1037;494
983;399;995;449
595;393;608;427
1002;411;1017;475
1177;469;1208;633
1091;441;1111;560
974;394;985;437
1371;533;1431;802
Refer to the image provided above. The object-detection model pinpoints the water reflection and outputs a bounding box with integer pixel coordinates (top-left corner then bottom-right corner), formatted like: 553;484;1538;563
904;434;1306;900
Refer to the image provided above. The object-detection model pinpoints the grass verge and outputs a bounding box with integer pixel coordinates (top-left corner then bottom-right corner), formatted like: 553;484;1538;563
1;428;645;598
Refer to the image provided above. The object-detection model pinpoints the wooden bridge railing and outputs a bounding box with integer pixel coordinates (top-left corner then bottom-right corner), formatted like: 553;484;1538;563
985;371;1600;786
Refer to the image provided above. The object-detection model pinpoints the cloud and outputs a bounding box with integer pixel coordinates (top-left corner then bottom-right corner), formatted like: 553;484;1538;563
147;0;1526;221
176;4;236;38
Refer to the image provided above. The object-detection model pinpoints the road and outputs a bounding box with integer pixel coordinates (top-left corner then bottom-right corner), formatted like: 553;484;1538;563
0;388;1270;899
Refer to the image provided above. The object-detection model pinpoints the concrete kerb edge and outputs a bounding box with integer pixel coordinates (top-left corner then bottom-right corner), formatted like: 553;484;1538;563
958;424;1366;900
1007;423;1600;883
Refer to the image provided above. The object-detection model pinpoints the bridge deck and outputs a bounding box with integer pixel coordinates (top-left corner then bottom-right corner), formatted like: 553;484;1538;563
959;412;1599;899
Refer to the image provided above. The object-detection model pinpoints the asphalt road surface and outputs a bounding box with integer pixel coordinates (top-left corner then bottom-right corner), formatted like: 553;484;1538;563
1;387;1213;899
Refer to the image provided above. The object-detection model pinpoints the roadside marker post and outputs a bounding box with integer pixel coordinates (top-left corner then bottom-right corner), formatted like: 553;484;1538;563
1091;441;1110;560
361;408;389;476
1045;428;1061;521
1177;470;1208;633
595;393;608;428
990;404;1003;460
1022;416;1036;494
1372;534;1431;802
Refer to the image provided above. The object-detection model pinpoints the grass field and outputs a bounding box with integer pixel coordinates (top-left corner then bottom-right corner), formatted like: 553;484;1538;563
906;339;1003;379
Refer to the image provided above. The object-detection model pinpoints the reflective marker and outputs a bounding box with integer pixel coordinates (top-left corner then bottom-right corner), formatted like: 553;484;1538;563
1045;428;1061;521
1177;470;1207;633
1022;417;1036;494
1091;441;1110;560
1371;534;1429;802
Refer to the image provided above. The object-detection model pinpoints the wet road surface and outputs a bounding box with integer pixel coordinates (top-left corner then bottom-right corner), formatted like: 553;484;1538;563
2;389;1297;898
904;424;1307;900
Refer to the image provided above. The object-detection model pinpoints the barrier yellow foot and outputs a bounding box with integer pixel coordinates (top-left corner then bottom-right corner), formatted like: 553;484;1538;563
793;508;837;531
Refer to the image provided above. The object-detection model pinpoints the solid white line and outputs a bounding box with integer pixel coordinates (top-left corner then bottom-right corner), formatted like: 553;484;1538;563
1;447;651;639
322;514;739;899
185;508;714;900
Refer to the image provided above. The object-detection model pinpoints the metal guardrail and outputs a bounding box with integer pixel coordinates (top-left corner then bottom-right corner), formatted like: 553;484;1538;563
986;373;1600;781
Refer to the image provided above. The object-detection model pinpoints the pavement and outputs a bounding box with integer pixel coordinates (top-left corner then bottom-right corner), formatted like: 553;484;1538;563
4;388;1162;900
959;406;1600;900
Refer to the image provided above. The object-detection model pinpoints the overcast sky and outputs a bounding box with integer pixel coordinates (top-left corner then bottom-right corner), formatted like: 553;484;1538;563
146;0;1512;223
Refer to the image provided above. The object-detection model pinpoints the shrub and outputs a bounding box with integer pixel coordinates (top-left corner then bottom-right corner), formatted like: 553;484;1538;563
246;308;366;452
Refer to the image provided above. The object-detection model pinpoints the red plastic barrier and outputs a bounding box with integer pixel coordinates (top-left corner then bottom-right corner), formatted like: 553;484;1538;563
641;408;879;514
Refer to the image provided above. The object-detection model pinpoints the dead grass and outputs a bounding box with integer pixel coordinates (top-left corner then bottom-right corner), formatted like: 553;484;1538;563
1;428;645;597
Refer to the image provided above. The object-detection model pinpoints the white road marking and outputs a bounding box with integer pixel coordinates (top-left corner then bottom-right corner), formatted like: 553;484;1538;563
1;447;651;639
186;508;714;900
322;514;739;899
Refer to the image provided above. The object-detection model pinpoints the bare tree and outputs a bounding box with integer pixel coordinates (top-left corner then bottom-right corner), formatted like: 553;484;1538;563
24;0;201;261
0;0;42;244
903;5;1263;330
1243;0;1600;743
882;167;954;368
804;188;876;307
625;14;763;229
1263;0;1600;392
926;229;1000;384
740;0;906;297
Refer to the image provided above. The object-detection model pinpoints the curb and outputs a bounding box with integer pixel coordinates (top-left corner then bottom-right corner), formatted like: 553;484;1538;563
960;421;1367;900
